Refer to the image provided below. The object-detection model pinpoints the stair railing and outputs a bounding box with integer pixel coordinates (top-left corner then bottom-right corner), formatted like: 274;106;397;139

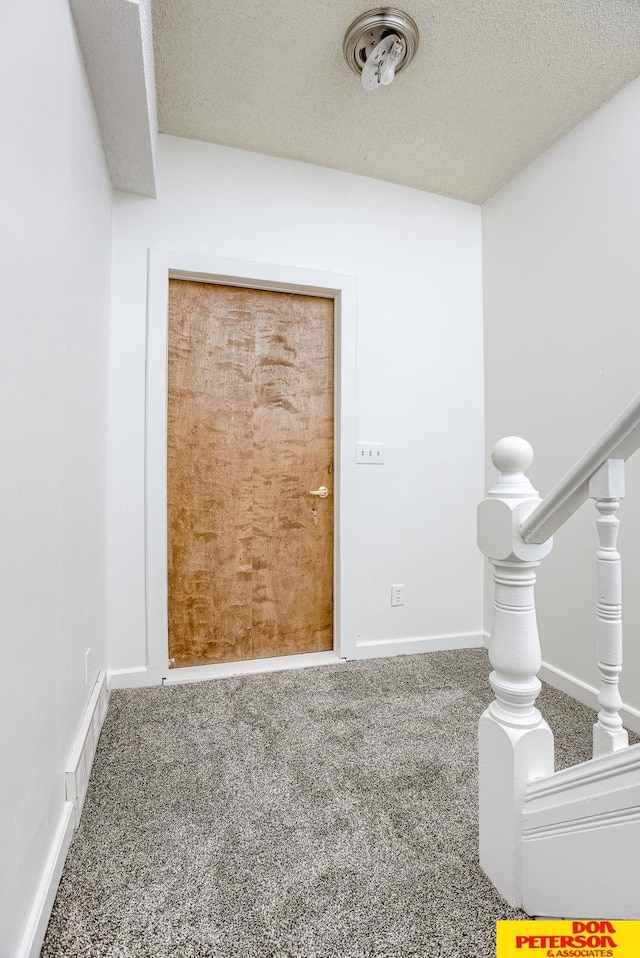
476;391;640;908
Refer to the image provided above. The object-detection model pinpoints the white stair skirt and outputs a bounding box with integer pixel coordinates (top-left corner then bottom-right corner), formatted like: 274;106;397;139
522;742;640;918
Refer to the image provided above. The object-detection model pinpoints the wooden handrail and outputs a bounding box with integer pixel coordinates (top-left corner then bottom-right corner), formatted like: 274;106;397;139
520;392;640;544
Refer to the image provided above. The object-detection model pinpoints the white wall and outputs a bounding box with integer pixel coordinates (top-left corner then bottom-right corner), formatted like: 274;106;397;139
0;1;112;954
108;134;484;677
483;77;640;718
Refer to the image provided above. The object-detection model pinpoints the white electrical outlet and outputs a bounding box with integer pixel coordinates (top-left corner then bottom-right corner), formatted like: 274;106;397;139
391;584;404;607
84;647;91;686
356;441;384;464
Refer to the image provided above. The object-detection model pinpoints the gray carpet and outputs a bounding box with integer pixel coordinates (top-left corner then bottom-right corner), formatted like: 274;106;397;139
42;649;624;958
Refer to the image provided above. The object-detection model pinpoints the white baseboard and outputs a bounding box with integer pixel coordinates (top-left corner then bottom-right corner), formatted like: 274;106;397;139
540;661;640;736
482;630;490;649
17;801;74;958
65;671;110;827
352;631;484;660
111;636;486;685
107;665;165;689
164;650;344;685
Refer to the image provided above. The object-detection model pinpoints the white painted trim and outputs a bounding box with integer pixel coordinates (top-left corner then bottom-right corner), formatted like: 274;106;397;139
539;660;640;735
107;665;166;689
146;250;358;680
16;802;74;958
525;741;640;802
521;742;640;919
482;629;490;648
525;805;640;840
163;650;344;686
352;631;484;660
65;672;110;827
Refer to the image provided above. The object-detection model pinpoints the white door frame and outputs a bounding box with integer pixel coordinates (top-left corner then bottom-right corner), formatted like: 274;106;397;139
145;248;357;679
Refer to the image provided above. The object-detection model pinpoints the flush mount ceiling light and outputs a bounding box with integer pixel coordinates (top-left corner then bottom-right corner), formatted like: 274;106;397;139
343;7;419;90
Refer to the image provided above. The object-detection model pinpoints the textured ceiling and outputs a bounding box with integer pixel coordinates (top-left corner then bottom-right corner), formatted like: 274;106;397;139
152;0;640;204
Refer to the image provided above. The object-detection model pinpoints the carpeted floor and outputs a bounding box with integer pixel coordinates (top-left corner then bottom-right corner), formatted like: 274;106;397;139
42;649;623;958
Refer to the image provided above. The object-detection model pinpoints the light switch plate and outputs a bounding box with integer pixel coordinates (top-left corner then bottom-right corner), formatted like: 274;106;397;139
356;442;384;464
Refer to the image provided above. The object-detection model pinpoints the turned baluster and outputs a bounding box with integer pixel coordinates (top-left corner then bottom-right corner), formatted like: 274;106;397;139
477;437;554;908
589;459;629;758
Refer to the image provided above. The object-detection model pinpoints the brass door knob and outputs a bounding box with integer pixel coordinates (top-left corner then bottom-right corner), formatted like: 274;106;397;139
309;486;329;499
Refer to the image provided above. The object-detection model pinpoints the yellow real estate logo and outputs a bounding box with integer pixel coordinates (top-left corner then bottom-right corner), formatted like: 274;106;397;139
496;920;640;957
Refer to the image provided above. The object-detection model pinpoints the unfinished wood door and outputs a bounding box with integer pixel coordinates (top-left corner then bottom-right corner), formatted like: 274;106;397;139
167;281;334;668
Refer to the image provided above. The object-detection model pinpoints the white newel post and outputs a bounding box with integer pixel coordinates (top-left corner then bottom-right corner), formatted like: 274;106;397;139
477;437;554;908
589;459;629;759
